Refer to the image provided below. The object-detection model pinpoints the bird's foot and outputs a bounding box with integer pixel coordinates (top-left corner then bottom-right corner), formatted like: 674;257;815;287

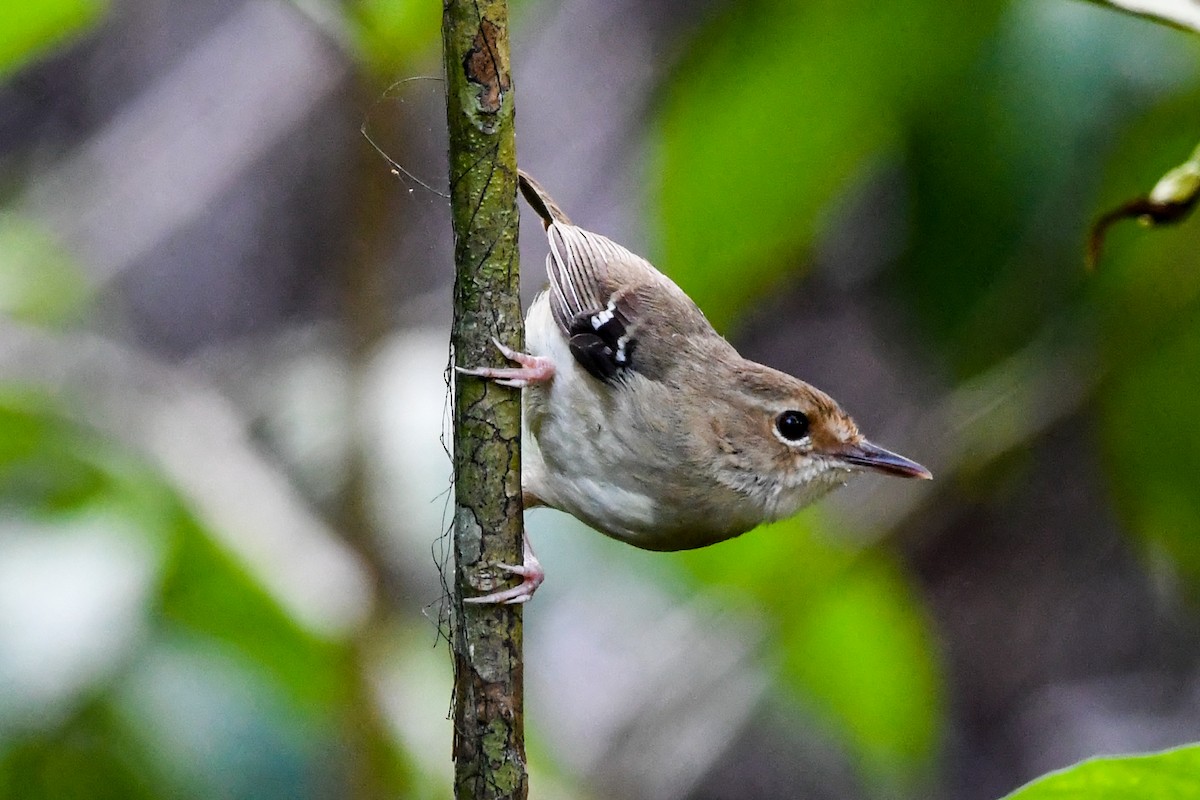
464;532;545;605
456;338;555;388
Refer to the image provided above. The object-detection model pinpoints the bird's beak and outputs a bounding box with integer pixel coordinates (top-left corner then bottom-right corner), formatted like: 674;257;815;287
833;439;932;480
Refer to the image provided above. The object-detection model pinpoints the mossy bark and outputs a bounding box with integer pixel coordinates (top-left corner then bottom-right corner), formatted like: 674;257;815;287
442;1;527;799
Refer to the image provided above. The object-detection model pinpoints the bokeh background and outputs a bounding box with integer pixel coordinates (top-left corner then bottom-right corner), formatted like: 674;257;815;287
3;0;1200;798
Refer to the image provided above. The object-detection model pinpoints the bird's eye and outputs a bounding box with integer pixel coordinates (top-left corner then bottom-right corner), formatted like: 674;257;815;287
775;410;810;442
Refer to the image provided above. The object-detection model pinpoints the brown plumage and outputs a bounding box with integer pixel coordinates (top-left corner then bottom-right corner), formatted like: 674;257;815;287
456;172;930;602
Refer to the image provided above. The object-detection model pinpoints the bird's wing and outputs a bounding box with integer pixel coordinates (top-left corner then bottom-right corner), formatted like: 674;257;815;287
545;222;714;383
518;170;724;383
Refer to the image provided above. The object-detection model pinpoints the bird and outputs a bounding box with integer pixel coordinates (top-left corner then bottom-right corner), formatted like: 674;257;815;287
456;171;931;604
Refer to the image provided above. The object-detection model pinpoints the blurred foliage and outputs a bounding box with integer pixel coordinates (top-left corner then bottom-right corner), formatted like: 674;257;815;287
1101;236;1200;590
1092;93;1200;598
345;0;441;79
1000;744;1200;799
0;0;106;81
0;391;395;799
898;2;1198;376
654;0;1007;332
678;511;939;785
0;213;91;326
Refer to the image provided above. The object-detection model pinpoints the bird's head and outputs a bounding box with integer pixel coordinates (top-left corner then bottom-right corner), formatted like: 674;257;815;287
704;362;931;522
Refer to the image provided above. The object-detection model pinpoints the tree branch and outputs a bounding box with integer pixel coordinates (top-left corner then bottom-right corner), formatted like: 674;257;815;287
441;1;527;799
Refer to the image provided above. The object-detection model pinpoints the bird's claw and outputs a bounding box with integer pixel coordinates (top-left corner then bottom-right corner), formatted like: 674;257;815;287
464;533;544;605
456;338;555;388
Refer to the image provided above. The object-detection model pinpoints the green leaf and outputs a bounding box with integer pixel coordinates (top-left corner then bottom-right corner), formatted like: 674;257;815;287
677;511;941;782
0;701;163;800
898;2;1199;376
1001;744;1200;799
1101;307;1200;588
156;505;348;712
0;389;347;713
345;0;441;78
0;213;91;326
0;0;106;81
653;0;1004;331
0;391;115;511
1091;89;1200;596
780;554;940;779
0;388;365;796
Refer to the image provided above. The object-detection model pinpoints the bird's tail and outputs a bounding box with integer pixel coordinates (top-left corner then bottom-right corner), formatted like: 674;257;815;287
518;170;572;228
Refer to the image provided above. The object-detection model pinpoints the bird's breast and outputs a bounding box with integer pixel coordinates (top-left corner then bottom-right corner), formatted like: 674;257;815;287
520;296;760;550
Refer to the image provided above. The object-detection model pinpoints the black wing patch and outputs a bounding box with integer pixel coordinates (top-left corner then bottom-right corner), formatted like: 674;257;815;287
545;223;645;384
566;299;637;383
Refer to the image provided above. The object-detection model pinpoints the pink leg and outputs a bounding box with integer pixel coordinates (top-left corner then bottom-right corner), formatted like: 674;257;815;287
464;531;545;605
456;338;555;388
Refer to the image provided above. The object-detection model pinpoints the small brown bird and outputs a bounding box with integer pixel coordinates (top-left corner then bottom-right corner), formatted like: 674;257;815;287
458;172;930;603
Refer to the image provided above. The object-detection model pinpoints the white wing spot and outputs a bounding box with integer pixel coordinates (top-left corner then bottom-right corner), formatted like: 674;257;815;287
615;334;631;364
592;300;617;330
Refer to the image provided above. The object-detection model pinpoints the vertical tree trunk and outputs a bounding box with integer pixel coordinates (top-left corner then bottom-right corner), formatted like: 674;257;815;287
441;1;527;799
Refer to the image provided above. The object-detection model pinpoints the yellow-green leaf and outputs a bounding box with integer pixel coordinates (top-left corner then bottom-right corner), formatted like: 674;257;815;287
0;0;106;80
1002;744;1200;799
